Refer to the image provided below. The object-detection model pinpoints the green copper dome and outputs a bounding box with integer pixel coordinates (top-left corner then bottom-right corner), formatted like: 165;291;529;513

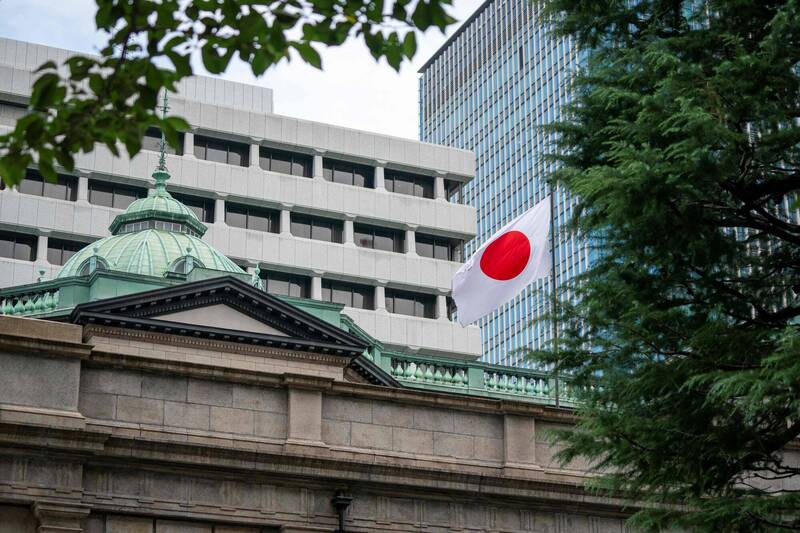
56;117;244;280
108;169;208;237
56;229;243;279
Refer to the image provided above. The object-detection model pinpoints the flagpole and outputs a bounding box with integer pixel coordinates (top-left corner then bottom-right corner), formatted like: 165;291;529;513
549;190;560;408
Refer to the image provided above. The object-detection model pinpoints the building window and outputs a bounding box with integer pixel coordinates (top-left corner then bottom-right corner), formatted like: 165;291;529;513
416;233;464;262
118;219;202;238
47;238;85;266
194;135;249;167
142;127;184;155
88;180;146;209
385;170;434;199
2;169;78;201
0;99;27;122
290;214;343;243
445;179;464;204
354;224;404;253
0;231;36;261
322;158;374;188
260;270;310;298
447;296;457;321
170;192;215;223
385;289;435;319
225;203;279;233
321;279;375;310
259;147;312;178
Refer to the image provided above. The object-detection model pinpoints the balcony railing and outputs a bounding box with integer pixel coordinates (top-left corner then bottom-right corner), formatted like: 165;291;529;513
358;340;577;407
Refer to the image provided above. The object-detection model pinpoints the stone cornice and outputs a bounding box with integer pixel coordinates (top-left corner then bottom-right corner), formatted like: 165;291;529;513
84;324;352;367
330;381;578;423
0;333;91;361
87;428;631;516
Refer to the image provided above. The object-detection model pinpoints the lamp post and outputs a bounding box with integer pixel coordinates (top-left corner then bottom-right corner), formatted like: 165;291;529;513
331;490;353;533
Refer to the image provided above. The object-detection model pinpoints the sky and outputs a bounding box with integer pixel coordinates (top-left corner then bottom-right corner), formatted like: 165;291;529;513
0;0;483;140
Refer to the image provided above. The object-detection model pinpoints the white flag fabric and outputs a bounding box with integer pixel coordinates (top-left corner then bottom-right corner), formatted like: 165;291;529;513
452;197;552;326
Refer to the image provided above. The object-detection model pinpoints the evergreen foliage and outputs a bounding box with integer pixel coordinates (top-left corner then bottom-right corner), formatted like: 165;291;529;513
536;0;800;530
0;0;454;187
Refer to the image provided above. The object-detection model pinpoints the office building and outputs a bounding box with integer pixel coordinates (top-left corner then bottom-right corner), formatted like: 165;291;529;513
418;0;589;365
0;36;481;360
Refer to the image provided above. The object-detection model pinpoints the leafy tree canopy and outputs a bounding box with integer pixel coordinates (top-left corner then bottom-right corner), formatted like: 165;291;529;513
536;0;800;530
0;0;454;187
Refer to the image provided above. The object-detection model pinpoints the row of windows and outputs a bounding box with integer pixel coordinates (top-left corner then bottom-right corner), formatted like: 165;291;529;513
6;165;459;211
0;227;450;320
0;174;463;261
118;220;201;238
257;269;440;319
354;224;405;253
0;231;36;261
0;169;78;201
322;159;374;188
0;231;89;266
225;205;463;259
385;170;433;199
290;213;343;243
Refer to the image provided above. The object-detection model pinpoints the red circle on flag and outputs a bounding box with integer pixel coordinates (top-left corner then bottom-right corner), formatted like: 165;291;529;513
479;230;531;281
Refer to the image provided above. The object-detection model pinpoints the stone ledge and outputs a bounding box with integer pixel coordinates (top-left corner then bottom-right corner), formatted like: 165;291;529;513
0;403;86;431
0;315;82;343
0;333;91;361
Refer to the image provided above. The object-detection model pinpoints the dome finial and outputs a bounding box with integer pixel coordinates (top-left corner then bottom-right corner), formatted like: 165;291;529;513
152;90;171;193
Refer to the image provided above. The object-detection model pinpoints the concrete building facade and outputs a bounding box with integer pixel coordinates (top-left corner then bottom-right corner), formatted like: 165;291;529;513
418;0;589;365
0;36;480;359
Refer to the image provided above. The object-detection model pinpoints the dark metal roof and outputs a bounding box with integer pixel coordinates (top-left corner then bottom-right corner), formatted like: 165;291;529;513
69;276;370;357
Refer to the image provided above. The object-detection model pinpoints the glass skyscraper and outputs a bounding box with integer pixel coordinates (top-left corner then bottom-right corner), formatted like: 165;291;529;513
418;0;589;365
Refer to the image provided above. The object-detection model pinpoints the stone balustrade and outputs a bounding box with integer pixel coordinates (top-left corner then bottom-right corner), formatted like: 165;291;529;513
365;346;578;406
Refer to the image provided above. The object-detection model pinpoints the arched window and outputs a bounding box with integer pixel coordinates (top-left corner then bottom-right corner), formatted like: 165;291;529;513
169;256;204;274
77;257;108;276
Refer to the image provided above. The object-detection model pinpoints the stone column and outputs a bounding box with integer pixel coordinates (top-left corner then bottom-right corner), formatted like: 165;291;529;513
313;149;326;179
250;141;261;168
311;274;323;300
343;215;355;247
284;375;332;448
374;161;386;191
434;171;446;200
33;500;91;533
404;224;417;255
36;232;49;264
503;414;537;470
214;195;227;225
375;283;387;312
76;175;89;203
280;206;292;235
436;293;449;321
184;130;195;158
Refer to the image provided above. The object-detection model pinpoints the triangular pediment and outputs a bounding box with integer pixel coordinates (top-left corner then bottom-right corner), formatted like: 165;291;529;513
68;276;368;358
154;304;289;337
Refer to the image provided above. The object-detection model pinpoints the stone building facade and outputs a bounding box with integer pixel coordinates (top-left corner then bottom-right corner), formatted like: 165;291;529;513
0;301;628;533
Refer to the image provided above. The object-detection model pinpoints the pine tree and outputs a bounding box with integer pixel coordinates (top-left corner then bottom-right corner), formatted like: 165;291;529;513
537;1;800;530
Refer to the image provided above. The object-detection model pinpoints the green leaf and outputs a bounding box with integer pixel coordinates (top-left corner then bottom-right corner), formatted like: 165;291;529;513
34;60;57;73
294;42;322;69
402;32;417;58
29;73;60;109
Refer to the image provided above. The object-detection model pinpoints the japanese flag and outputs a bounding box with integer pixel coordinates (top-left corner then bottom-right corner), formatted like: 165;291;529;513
452;197;552;326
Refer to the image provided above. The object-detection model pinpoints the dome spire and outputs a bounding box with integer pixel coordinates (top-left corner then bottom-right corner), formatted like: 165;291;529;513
152;90;170;194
